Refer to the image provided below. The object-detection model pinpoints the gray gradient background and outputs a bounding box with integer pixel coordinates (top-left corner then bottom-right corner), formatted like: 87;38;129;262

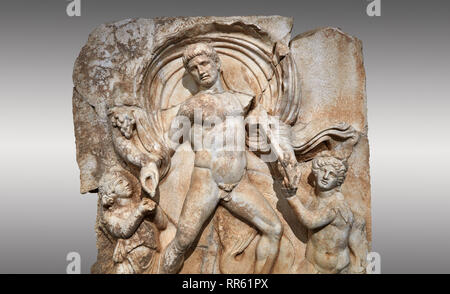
0;0;449;273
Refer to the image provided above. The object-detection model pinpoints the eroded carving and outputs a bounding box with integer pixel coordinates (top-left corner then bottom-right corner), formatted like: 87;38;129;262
98;169;168;273
159;43;293;274
283;155;369;274
72;16;371;274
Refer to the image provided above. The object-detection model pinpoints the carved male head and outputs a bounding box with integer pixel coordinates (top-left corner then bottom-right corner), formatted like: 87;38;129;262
182;42;221;89
312;156;348;192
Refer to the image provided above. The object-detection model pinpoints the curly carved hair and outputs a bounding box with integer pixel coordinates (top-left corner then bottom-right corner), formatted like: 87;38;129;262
182;42;220;70
98;170;140;208
312;156;348;187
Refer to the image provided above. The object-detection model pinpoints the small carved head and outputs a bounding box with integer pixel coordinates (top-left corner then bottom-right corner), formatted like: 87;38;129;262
182;42;221;89
311;156;348;192
98;170;138;209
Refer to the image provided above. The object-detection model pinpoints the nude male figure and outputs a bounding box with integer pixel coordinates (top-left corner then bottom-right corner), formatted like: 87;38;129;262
159;43;284;274
284;156;367;274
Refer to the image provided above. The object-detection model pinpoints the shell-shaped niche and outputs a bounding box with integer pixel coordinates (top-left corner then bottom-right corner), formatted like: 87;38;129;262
141;23;300;125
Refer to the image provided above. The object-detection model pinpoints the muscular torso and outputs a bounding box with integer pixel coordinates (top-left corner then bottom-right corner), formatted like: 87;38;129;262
178;91;247;187
306;198;354;273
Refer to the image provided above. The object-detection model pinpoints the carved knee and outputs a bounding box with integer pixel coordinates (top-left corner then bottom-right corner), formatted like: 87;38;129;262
174;230;194;252
261;217;283;241
271;219;283;241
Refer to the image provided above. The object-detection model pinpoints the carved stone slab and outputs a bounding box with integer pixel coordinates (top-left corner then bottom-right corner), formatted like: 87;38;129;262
72;16;371;274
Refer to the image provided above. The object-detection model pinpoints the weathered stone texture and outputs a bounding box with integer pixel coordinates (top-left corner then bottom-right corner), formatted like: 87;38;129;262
72;16;371;274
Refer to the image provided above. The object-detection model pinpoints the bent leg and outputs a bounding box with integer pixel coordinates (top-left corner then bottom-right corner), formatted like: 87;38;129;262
222;174;283;273
160;167;220;273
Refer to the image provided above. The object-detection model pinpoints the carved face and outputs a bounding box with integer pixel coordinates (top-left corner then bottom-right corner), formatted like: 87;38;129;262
186;54;220;89
314;165;340;191
99;175;133;208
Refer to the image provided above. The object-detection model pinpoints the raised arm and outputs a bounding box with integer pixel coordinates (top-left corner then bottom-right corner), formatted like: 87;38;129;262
286;195;336;230
108;105;178;197
111;128;156;167
250;105;301;188
108;106;160;165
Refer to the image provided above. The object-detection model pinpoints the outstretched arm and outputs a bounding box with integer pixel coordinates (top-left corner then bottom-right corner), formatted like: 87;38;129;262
109;106;159;165
286;195;336;230
108;106;171;197
111;128;156;167
250;106;301;188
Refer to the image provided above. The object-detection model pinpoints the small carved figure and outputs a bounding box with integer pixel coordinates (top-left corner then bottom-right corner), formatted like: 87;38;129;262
99;170;167;274
283;156;368;274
